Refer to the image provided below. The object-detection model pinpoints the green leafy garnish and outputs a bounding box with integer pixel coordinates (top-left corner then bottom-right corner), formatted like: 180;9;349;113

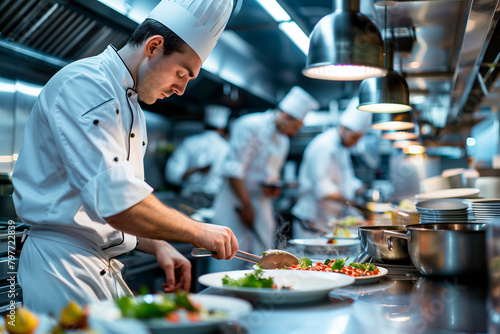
115;291;195;319
348;262;377;271
222;269;274;288
255;262;263;269
324;259;331;265
299;257;313;268
330;258;349;270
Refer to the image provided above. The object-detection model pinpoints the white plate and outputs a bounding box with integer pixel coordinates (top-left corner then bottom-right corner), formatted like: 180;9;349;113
322;227;360;239
353;266;388;285
198;269;355;304
89;294;252;334
289;238;360;248
416;188;480;201
259;264;388;286
416;198;469;211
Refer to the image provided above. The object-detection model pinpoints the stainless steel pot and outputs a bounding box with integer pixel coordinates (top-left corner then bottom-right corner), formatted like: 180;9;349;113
385;223;487;277
355;225;411;264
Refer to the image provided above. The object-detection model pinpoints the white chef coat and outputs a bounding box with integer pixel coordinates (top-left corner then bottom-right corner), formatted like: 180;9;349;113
291;128;363;228
165;130;229;197
12;45;153;313
209;110;288;272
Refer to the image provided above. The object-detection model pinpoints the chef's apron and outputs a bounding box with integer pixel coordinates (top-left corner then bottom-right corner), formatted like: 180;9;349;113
18;225;136;315
207;182;274;273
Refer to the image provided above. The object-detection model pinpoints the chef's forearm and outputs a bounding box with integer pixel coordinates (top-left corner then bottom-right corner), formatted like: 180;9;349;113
228;177;251;205
104;194;202;244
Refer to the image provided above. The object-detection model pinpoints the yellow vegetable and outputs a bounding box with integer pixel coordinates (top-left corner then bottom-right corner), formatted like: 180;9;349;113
58;301;88;329
5;307;39;334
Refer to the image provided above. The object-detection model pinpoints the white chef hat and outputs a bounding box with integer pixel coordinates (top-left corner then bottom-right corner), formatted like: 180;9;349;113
147;0;233;62
278;86;320;121
340;96;372;133
205;104;231;128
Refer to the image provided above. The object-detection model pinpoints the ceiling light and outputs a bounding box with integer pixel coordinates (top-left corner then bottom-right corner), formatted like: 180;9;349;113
382;130;418;140
372;111;415;131
255;0;291;22
358;40;412;112
279;21;309;55
303;0;386;81
403;145;426;155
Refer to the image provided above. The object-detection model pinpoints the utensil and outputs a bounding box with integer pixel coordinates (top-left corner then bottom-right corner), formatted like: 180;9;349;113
355;225;411;264
191;248;299;269
384;223;487;277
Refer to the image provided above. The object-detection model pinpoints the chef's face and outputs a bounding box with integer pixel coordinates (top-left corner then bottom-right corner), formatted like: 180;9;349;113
340;126;363;147
276;112;303;136
137;38;201;105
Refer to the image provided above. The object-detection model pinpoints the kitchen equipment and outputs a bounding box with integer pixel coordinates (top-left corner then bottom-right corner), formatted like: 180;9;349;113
191;248;299;269
385;223;487;277
355;225;411;264
197;269;355;304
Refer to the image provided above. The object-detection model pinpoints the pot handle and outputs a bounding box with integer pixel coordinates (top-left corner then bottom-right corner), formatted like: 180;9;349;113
383;230;411;251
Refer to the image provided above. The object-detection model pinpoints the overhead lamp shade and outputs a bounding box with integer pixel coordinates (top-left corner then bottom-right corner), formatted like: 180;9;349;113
371;111;414;131
381;130;418;140
358;40;412;112
303;0;386;81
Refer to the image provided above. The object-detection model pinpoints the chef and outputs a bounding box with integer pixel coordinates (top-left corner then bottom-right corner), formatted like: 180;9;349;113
12;0;237;314
209;86;319;272
165;105;231;207
291;96;372;237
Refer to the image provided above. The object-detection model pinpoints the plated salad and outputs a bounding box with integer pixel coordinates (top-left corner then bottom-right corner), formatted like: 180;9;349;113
222;269;292;290
287;257;381;278
115;290;227;323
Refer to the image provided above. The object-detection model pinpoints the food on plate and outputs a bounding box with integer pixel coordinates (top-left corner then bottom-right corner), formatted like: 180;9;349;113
222;269;292;290
333;225;351;237
326;238;337;244
115;290;226;323
5;307;39;334
287;257;381;278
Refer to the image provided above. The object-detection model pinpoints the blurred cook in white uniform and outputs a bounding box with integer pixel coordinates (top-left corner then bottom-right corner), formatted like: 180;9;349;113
291;97;372;238
209;86;319;272
165;105;231;207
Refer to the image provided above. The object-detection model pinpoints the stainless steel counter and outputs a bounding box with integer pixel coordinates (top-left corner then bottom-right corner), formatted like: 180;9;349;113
200;273;489;334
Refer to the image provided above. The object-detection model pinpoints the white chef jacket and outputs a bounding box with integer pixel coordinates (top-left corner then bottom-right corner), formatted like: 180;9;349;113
165;130;229;196
291;128;363;227
209;110;288;272
12;45;153;313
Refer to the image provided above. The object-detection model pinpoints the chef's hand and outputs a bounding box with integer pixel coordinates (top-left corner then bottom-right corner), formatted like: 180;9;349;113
195;223;239;260
156;243;192;292
236;202;255;229
261;185;282;198
136;238;191;292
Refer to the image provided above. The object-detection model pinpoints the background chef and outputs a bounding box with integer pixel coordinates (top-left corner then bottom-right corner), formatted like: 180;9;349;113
12;0;237;314
291;96;372;237
209;86;319;272
165;104;231;208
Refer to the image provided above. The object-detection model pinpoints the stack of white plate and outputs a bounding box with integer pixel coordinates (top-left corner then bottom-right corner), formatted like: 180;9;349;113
416;198;470;224
468;199;500;223
415;188;480;202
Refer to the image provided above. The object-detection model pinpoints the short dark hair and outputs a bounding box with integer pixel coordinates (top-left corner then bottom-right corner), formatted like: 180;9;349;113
127;19;187;55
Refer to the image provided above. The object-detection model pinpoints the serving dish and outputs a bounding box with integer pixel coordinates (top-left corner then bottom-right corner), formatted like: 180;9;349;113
89;294;252;334
198;269;354;304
